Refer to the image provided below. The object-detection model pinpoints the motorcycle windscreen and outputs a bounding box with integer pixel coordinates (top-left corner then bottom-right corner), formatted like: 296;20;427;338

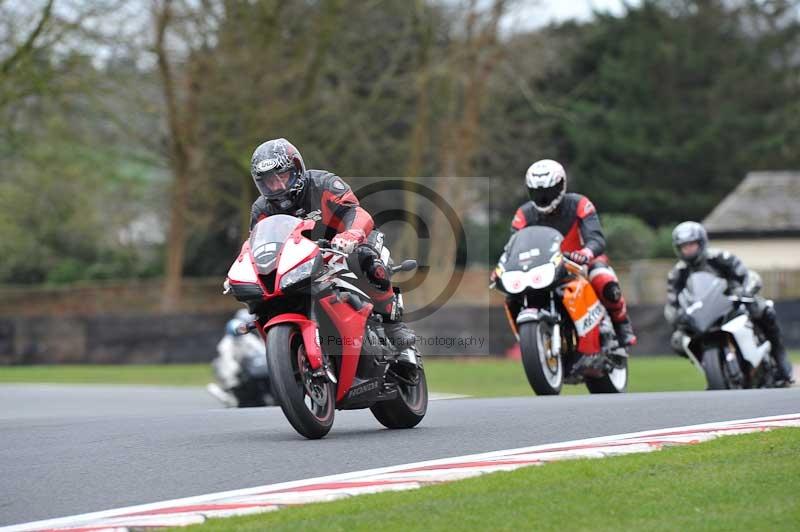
502;226;563;272
679;271;734;333
249;214;303;275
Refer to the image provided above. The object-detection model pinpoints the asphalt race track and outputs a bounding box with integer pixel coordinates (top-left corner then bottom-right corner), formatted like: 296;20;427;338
1;384;799;526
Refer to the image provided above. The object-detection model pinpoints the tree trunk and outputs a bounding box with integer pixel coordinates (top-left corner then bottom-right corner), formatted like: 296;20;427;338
154;0;198;312
428;0;507;272
398;0;434;261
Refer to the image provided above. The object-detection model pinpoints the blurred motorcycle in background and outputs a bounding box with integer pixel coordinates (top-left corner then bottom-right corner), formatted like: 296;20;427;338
674;271;784;390
207;309;276;408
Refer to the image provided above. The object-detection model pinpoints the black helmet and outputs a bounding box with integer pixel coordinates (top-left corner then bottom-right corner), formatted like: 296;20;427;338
250;138;306;211
672;221;707;264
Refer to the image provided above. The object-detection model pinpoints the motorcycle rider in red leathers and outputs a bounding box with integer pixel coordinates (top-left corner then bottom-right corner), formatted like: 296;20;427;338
497;159;637;347
248;138;415;349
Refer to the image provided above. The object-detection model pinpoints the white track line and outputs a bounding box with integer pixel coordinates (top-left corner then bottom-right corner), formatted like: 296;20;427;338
4;412;799;532
429;392;471;400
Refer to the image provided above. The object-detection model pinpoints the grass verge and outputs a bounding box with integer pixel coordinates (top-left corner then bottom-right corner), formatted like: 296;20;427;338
0;364;212;387
174;427;800;532
0;353;797;396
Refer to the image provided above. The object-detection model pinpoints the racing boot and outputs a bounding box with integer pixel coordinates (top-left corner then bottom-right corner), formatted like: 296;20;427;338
371;290;417;350
757;304;794;385
383;320;417;350
613;317;637;347
772;345;794;386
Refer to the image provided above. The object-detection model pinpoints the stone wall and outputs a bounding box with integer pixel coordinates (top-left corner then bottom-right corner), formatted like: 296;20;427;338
2;301;798;365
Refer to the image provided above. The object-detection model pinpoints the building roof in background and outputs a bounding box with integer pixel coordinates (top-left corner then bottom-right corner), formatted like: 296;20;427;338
704;171;800;237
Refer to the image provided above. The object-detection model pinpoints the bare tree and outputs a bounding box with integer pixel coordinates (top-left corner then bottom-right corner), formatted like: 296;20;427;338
428;0;509;272
153;0;206;311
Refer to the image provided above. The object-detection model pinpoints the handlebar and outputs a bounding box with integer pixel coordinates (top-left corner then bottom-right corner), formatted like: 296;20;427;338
563;256;588;277
233;320;258;336
315;239;350;257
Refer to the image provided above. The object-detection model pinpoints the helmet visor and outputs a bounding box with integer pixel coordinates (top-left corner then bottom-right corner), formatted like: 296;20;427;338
678;241;702;262
528;183;563;210
255;168;297;198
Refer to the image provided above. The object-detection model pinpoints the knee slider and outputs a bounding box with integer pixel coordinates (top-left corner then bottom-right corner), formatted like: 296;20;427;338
602;281;622;303
763;303;778;323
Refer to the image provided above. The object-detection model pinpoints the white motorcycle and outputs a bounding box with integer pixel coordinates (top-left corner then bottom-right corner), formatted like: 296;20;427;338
675;271;780;389
207;310;276;407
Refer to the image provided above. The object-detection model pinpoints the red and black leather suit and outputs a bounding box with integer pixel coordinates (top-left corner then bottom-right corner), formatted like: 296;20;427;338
508;193;632;327
250;170;396;316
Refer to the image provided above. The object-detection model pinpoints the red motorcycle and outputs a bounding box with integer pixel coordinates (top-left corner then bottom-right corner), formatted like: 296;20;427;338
224;214;427;439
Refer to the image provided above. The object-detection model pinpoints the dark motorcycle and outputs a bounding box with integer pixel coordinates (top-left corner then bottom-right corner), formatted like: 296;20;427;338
493;226;628;395
676;271;780;390
224;214;427;439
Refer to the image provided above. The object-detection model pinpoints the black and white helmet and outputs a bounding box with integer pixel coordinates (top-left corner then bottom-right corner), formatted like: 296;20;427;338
525;159;567;214
672;221;708;264
250;138;306;211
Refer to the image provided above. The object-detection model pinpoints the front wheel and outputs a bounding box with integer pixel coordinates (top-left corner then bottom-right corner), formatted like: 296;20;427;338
701;346;728;390
520;321;562;395
267;324;335;439
371;365;428;429
585;357;628;393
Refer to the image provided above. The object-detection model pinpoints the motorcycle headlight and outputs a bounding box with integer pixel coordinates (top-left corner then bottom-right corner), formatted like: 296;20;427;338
279;257;319;290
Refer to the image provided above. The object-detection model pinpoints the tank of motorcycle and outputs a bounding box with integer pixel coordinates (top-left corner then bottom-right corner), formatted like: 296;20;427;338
499;226;563;293
679;271;734;333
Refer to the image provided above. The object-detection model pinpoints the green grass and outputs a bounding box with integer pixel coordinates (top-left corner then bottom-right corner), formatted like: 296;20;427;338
0;364;212;386
174;428;800;532
424;356;709;396
1;353;796;396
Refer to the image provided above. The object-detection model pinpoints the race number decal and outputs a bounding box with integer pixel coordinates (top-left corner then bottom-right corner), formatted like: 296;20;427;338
575;300;604;336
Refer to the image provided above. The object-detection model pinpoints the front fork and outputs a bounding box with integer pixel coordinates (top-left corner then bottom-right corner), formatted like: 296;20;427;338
515;293;562;357
262;312;336;384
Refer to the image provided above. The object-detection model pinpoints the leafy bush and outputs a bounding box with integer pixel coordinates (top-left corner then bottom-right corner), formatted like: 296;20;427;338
601;213;656;261
652;225;677;259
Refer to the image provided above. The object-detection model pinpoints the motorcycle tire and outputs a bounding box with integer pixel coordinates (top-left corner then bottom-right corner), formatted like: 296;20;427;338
232;382;266;408
520;321;562;396
585;357;628;393
267;324;335;439
371;368;428;429
702;347;728;390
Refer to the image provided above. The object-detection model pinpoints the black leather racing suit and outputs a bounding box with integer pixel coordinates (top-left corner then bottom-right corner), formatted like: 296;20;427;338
250;170;373;240
665;248;792;381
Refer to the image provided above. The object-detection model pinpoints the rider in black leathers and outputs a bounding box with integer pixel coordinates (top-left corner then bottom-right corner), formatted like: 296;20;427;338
248;138;415;349
665;221;794;384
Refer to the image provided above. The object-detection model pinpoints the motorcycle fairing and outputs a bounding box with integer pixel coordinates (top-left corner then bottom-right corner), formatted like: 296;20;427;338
501;263;557;294
561;277;602;354
318;294;374;401
263;313;323;370
721;314;771;367
227;240;270;302
228;240;259;285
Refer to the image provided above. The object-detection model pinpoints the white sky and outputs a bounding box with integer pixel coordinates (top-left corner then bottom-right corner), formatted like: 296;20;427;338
504;0;638;31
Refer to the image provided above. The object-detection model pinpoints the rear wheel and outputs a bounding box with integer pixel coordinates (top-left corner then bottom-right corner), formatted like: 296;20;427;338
585;357;628;393
520;321;562;395
371;364;428;429
701;346;728;390
267;325;335;439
